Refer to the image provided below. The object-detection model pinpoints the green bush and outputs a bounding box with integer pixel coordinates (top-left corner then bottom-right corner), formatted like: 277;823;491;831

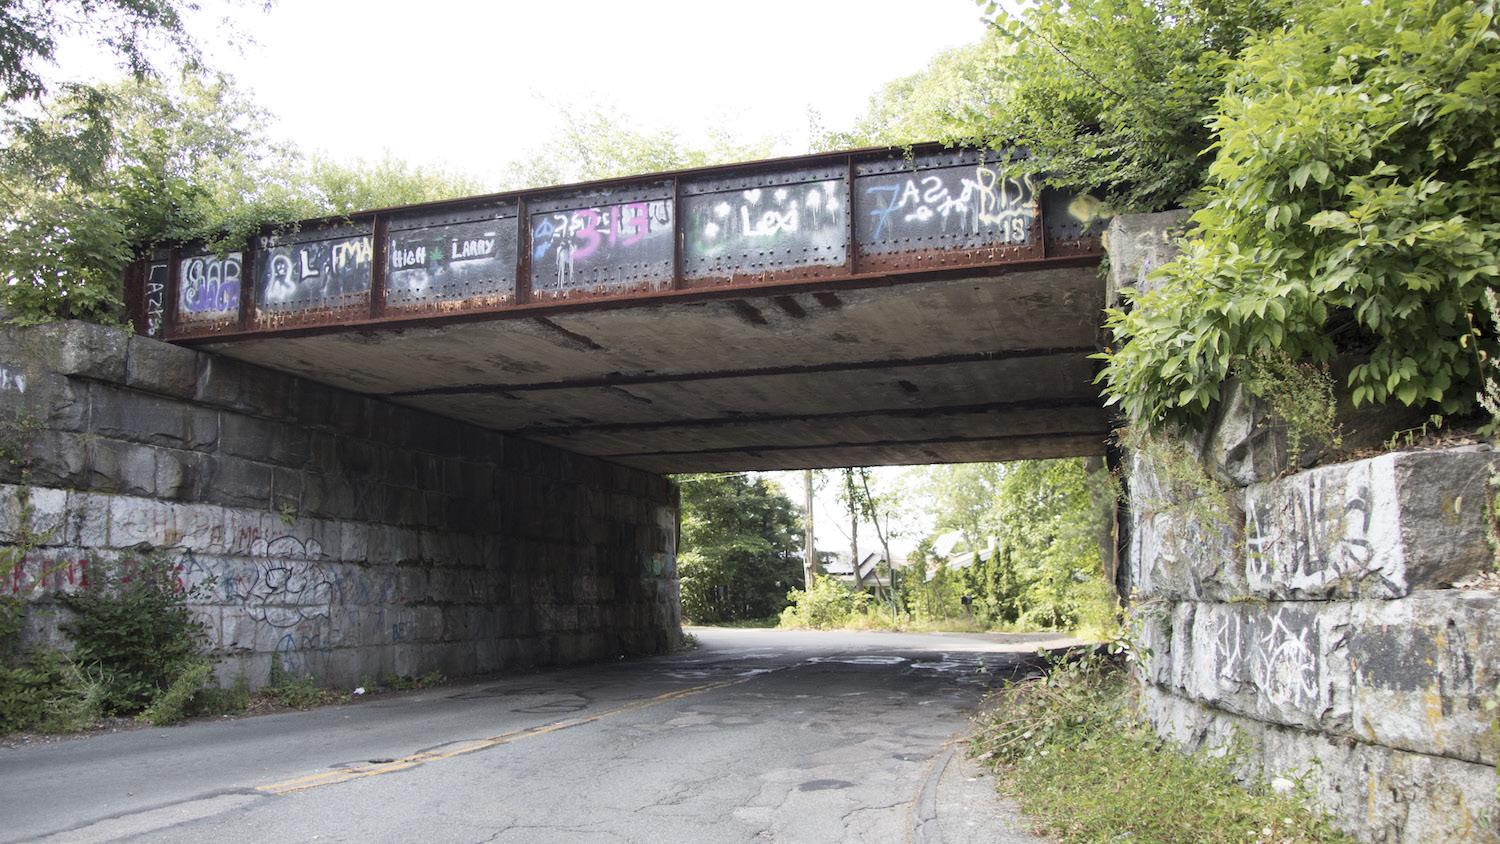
58;552;214;715
0;649;96;732
377;671;446;692
192;673;252;718
1100;0;1500;431
778;576;874;630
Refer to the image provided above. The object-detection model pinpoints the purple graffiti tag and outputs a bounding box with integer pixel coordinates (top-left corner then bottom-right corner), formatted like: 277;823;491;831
569;208;603;260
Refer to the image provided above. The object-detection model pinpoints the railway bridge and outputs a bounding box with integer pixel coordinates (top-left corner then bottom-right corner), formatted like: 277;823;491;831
127;145;1113;473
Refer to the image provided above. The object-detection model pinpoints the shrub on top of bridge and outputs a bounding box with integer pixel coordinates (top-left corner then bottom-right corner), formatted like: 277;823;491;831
967;0;1287;212
1098;0;1500;433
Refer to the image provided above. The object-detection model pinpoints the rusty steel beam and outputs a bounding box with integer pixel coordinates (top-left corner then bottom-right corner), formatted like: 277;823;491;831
502;396;1104;437
171;255;1101;347
384;345;1097;397
595;429;1109;460
143;143;1107;345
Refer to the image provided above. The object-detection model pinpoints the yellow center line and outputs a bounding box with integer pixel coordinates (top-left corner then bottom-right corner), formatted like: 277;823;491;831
256;675;755;796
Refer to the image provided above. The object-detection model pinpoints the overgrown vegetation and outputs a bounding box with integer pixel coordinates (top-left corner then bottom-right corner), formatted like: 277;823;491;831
0;550;232;732
966;460;1118;634
1098;0;1500;434
58;553;213;714
1;62;775;327
970;649;1353;844
1117;425;1237;525
778;575;875;630
261;658;339;710
968;0;1287;212
835;0;1500;441
777;459;1119;638
0;73;487;325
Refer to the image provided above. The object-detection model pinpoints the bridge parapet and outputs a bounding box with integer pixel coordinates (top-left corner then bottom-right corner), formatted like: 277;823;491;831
126;145;1105;342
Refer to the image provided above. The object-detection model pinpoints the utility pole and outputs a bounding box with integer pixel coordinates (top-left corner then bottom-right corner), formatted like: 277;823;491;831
843;468;859;591
802;469;817;590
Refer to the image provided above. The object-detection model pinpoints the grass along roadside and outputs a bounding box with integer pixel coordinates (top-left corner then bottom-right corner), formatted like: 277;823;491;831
0;667;449;746
969;649;1352;844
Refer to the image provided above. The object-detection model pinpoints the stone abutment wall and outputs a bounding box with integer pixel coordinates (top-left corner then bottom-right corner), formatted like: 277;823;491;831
1109;213;1499;843
0;322;680;687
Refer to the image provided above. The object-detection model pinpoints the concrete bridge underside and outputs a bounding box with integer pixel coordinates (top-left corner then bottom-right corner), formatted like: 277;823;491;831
199;267;1107;473
137;145;1112;472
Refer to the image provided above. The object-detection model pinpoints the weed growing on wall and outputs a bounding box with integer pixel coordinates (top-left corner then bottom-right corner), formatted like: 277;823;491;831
1492;683;1499;818
264;657;342;709
1118;426;1236;528
139;659;215;726
1468;287;1500;437
1234;350;1342;468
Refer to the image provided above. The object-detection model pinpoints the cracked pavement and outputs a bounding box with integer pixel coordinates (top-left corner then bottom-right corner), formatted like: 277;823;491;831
0;628;1066;843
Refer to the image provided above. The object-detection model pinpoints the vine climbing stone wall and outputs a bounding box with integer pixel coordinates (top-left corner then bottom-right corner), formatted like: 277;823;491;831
0;321;680;687
1109;213;1500;843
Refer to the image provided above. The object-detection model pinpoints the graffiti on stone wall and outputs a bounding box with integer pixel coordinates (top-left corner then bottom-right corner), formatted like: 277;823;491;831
0;364;25;394
1245;460;1405;596
5;555;86;595
216;530;403;666
220;539;333;629
1254;609;1319;710
1204;606;1321;714
1208;611;1242;685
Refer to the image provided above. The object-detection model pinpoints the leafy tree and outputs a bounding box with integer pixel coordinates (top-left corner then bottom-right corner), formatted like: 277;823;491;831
304;153;486;216
1099;0;1500;430
0;73;488;324
968;0;1287;211
813;33;1014;150
971;458;1116;630
900;536;967;622
676;473;803;623
913;463;1002;554
0;0;232;105
828;0;1286;210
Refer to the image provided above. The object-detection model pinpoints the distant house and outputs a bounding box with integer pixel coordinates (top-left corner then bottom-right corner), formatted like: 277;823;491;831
923;530;996;581
825;551;899;590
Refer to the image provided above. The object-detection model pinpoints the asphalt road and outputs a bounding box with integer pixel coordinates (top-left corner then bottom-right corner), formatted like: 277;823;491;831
1;628;1069;843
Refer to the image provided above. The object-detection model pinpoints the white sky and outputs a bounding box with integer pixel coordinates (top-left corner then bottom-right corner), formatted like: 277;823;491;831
51;0;992;555
57;0;989;180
